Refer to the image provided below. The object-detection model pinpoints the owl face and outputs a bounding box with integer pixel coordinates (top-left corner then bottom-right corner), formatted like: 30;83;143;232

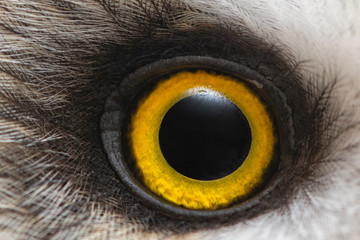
0;1;359;239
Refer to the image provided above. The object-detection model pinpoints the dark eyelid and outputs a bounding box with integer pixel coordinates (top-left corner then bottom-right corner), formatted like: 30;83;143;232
103;56;293;221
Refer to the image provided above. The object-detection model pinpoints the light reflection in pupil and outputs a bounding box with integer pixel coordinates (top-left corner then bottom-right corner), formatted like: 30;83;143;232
159;93;252;180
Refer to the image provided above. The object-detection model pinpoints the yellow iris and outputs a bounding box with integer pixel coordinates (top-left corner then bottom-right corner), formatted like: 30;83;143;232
127;70;277;210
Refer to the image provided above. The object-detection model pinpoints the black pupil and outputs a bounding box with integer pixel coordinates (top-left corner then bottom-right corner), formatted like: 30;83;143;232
159;93;252;180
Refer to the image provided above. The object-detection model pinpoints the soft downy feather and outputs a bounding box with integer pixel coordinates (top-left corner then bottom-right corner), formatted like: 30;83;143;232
0;0;359;239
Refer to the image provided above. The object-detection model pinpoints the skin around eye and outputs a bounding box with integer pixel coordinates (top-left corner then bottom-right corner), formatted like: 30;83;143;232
126;70;277;210
102;56;291;220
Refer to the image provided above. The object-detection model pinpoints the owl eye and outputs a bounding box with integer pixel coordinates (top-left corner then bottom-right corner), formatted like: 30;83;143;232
101;56;291;220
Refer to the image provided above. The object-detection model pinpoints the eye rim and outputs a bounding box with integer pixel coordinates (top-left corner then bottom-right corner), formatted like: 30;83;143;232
101;56;294;221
